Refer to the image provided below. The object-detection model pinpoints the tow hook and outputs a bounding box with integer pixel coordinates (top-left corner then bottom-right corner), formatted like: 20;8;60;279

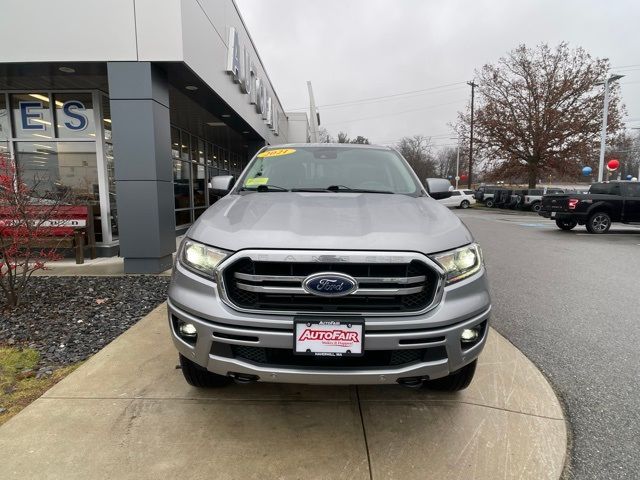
397;376;426;389
228;372;260;384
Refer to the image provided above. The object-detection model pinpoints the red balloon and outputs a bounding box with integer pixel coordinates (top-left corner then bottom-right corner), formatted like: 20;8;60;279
607;159;620;170
460;174;468;181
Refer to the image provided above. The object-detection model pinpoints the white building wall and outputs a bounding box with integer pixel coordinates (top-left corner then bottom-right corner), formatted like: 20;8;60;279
0;0;138;61
286;112;311;143
0;0;295;144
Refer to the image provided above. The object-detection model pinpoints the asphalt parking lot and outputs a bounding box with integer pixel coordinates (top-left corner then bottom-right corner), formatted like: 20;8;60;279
457;208;640;480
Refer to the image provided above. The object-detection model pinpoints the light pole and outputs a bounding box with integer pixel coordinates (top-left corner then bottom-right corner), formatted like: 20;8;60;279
450;136;461;189
596;74;624;182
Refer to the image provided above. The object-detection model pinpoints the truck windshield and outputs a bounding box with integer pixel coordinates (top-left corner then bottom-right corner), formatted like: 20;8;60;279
238;146;422;195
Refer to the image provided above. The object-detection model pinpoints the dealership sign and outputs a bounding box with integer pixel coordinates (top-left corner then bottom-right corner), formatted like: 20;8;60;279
225;26;278;135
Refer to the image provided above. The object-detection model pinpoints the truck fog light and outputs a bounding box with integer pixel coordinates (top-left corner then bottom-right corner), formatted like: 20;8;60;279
179;322;197;338
461;327;480;343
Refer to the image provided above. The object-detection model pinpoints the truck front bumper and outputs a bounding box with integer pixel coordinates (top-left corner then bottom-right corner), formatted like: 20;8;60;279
168;262;491;385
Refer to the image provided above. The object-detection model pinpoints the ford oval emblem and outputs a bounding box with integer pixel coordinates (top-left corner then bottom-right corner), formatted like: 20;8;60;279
302;272;358;297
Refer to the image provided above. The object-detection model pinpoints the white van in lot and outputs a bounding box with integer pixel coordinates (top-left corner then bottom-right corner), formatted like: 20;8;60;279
168;144;491;391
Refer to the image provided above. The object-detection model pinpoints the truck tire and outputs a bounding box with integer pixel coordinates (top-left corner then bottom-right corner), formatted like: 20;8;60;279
586;212;611;234
485;199;495;208
179;354;231;388
555;218;577;231
531;202;542;213
423;360;477;392
460;200;470;209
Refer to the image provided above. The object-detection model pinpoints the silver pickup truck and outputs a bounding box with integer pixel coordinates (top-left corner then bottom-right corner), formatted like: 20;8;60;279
168;144;491;391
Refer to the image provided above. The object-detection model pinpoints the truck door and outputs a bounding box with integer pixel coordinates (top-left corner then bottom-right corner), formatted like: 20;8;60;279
622;183;640;222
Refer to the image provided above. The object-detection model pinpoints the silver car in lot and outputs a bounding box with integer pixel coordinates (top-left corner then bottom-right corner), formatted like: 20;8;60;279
168;144;491;390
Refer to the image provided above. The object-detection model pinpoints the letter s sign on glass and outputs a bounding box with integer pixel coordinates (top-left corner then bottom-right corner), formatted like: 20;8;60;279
63;101;88;131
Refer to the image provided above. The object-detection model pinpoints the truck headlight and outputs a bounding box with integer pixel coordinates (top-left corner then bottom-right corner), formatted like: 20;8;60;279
431;243;483;285
179;239;229;278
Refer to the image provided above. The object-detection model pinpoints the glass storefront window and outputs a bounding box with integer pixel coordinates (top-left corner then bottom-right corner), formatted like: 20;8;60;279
171;127;180;158
175;210;191;226
174;159;191;227
189;135;198;161
0;94;9;145
0;95;7;156
53;93;96;139
102;95;117;240
15;141;98;204
169;125;247;228
197;138;205;163
193;162;206;207
180;131;189;161
194;208;206;220
207;143;218;170
11;93;54;140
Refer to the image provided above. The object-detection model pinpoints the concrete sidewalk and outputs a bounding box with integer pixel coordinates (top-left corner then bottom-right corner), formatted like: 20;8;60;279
0;304;567;479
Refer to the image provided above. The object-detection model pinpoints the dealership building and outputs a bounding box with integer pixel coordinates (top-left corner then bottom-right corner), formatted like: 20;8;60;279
0;0;309;273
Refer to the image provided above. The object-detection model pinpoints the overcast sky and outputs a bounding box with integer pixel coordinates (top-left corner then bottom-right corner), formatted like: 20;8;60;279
236;0;640;149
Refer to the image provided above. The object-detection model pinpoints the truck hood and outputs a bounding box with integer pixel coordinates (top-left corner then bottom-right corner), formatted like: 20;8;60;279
188;192;473;254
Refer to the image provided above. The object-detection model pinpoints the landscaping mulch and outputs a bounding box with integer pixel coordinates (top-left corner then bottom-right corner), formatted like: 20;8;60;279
0;276;170;367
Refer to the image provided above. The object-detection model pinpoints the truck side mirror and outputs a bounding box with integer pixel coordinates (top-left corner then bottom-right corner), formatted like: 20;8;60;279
209;175;235;196
425;178;453;200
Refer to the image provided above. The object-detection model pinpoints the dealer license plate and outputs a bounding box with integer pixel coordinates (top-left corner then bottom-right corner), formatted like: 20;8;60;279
550;212;556;218
294;319;364;357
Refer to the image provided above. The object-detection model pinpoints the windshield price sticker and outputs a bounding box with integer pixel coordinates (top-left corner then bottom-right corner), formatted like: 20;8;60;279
294;320;364;356
245;177;269;186
257;148;296;158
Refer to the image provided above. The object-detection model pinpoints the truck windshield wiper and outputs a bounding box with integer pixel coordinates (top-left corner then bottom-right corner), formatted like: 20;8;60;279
290;187;332;192
326;185;394;194
239;184;290;192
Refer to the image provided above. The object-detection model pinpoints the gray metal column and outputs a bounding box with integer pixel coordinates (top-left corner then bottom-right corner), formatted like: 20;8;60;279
107;62;175;273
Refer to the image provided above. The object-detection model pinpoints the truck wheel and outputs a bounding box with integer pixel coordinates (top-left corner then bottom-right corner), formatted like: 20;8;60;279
555;218;577;231
485;199;494;208
531;202;542;213
423;360;477;392
586;212;611;234
179;354;231;388
460;200;470;209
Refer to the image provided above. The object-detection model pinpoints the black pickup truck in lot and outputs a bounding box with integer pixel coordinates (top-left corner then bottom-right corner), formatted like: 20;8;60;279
539;181;640;233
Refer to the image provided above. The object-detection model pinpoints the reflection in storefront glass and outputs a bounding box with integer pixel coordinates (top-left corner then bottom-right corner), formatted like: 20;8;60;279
102;95;117;239
174;155;191;227
0;94;10;143
171;127;180;159
169;125;248;228
15;141;98;204
193;163;206;207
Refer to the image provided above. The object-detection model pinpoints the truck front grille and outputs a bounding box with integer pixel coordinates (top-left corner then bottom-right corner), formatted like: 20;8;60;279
221;256;440;314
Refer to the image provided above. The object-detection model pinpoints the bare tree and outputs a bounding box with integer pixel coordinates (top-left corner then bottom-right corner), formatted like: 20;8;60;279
318;127;334;143
436;147;458;179
337;131;350;143
0;155;71;307
396;135;437;181
607;131;640;179
350;135;370;145
328;131;370;144
456;43;624;187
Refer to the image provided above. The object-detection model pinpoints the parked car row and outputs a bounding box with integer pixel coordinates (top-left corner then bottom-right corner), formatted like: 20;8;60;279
474;186;582;211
